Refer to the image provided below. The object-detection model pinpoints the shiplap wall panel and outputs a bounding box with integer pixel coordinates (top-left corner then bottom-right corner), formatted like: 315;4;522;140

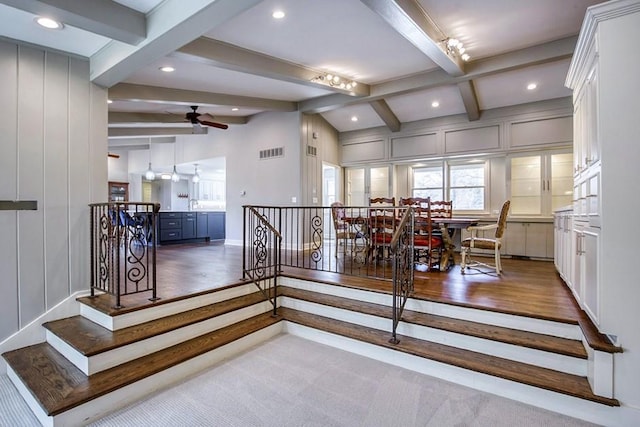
510;116;573;148
0;39;106;342
68;58;91;293
0;40;19;340
17;46;46;326
90;84;108;202
44;51;70;305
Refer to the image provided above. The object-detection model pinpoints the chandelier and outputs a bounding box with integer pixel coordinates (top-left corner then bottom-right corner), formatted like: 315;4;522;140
311;73;359;91
443;38;470;62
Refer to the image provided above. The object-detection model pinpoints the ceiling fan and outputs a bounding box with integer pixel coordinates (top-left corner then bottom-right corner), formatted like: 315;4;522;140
185;105;228;132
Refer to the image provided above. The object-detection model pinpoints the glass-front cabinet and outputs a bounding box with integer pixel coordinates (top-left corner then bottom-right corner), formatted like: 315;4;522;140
345;165;391;206
108;181;129;202
508;150;572;216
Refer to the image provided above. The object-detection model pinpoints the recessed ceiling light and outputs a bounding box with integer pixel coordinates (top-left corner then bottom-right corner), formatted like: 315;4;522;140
351;116;358;122
272;10;285;19
35;17;63;29
232;107;239;111
107;99;113;104
431;101;440;108
527;83;537;90
159;66;175;73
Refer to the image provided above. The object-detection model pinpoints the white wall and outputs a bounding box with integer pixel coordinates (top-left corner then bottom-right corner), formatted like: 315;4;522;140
127;111;303;244
0;40;107;342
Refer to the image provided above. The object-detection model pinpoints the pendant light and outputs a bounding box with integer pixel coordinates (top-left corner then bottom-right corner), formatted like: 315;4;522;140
171;142;180;182
171;165;180;182
145;139;155;180
192;164;200;183
145;163;155;180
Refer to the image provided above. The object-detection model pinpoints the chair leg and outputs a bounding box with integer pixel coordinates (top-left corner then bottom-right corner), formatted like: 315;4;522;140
495;249;501;275
460;248;467;270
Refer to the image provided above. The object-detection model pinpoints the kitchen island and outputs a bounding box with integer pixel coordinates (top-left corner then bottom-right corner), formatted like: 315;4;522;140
158;211;225;245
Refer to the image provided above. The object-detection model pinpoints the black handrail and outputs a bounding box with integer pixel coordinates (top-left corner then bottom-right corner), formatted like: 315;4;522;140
389;207;415;344
89;202;160;309
243;206;282;316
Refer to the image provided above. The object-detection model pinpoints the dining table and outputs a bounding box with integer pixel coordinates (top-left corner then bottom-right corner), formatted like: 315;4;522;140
432;217;479;271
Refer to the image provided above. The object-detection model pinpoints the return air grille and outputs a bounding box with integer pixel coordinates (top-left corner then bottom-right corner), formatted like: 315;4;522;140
306;145;317;157
259;147;284;159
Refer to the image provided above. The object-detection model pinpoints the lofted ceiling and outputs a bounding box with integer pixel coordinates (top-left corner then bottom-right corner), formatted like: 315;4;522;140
0;0;603;139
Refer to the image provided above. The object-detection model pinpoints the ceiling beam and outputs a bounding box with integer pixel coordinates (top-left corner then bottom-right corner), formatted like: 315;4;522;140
109;83;297;112
90;0;264;87
360;0;463;76
108;127;207;138
108;112;248;125
299;36;576;113
369;100;401;132
457;80;480;121
108;137;176;145
173;37;370;97
1;0;146;45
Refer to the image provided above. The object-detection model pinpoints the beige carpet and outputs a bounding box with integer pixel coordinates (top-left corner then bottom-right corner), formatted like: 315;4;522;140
1;334;599;426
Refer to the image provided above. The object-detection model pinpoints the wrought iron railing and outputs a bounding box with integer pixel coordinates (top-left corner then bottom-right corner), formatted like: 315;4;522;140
243;205;418;341
244;205;408;279
89;202;160;309
389;207;415;344
242;207;282;316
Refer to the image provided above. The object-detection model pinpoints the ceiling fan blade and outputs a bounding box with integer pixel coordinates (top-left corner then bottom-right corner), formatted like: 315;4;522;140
199;119;228;130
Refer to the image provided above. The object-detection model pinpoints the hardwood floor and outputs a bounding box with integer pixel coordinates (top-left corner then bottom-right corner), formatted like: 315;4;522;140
82;241;620;352
84;242;577;321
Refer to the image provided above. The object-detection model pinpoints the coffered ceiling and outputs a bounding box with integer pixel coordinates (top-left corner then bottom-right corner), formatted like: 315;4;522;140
0;0;604;138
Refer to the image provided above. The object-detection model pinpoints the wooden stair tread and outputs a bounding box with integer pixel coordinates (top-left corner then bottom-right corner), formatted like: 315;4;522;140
281;270;579;325
279;286;587;359
76;280;247;316
2;312;280;416
44;291;268;356
279;307;619;407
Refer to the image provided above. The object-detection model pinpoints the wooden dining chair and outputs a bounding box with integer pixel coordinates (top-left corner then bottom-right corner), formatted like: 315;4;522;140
399;197;443;270
330;201;363;258
368;197;396;261
460;200;510;275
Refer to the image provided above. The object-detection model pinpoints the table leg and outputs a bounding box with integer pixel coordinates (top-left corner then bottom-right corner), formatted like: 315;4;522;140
438;223;455;271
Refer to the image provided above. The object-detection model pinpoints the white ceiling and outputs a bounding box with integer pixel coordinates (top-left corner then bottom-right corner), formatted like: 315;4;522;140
0;0;603;137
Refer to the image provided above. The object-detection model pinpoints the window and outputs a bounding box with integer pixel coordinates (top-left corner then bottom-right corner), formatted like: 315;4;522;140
411;161;487;211
449;163;486;210
412;165;443;200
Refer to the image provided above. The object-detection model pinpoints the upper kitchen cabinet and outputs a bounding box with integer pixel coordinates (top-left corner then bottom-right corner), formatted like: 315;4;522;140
108;181;128;202
508;150;573;217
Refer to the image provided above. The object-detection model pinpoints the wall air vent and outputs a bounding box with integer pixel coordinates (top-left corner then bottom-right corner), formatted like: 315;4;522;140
259;147;284;159
306;145;317;157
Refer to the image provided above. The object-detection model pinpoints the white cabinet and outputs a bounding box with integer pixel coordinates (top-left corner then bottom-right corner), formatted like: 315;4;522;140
345;165;392;205
572;223;600;324
508;151;573;217
572;53;600;176
554;208;573;288
504;222;554;259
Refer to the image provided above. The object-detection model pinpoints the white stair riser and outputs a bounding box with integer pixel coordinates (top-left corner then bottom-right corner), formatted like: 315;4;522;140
281;297;586;376
280;277;582;340
79;283;257;331
48;302;274;375
10;324;283;427
284;323;631;427
280;277;392;306
404;298;582;340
